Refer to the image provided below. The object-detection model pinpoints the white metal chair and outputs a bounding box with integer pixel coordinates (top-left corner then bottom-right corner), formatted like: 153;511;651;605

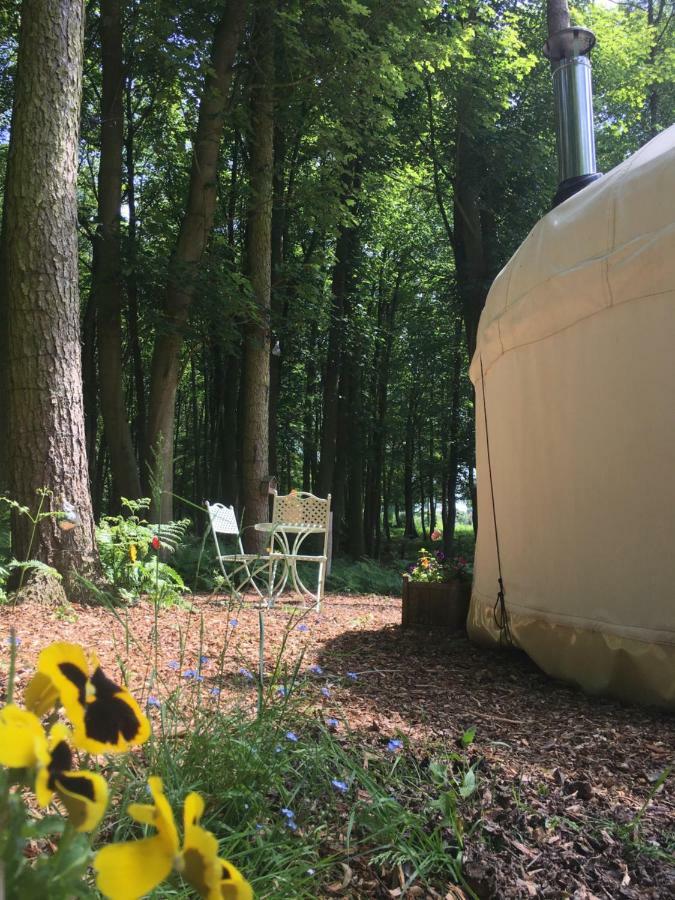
205;502;285;604
268;491;332;610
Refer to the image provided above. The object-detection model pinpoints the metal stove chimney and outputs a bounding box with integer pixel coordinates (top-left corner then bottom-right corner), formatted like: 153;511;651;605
544;27;602;207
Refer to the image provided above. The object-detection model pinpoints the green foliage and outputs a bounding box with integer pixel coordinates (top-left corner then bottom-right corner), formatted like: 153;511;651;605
108;672;478;897
325;557;403;595
96;498;190;605
0;492;63;601
0;783;94;900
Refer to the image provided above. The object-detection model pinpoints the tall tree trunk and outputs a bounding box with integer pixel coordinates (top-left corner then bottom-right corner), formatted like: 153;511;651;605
241;0;274;550
125;68;146;473
316;221;357;497
145;0;248;521
94;0;141;504
364;265;401;556
1;0;100;596
302;321;318;491
403;402;417;538
546;0;570;38
81;290;98;490
443;317;463;556
345;349;365;559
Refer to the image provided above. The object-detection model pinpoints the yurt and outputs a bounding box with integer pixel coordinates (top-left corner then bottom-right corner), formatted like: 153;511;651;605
469;118;675;709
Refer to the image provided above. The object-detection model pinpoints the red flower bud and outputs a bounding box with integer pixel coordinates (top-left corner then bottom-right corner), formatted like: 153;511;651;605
151;535;160;550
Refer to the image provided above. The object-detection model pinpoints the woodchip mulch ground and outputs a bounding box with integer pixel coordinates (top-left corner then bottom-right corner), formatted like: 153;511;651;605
1;592;673;900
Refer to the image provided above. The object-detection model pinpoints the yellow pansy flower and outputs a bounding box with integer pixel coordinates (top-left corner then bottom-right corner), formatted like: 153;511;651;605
24;642;150;754
0;703;44;767
34;722;109;832
94;777;252;900
0;706;108;832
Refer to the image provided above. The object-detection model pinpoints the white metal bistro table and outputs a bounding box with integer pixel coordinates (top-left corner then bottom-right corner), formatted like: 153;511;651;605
254;522;326;605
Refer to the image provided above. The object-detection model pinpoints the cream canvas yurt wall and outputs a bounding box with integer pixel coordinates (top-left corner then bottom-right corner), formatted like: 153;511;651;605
468;124;675;708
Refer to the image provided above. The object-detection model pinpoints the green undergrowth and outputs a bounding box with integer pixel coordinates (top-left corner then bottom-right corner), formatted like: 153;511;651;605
104;689;480;899
325;557;403;596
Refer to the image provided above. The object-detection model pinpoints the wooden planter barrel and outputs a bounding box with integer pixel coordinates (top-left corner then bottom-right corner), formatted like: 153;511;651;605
401;578;471;630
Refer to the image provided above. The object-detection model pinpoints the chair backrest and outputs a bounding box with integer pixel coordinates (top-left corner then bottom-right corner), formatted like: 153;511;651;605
272;491;331;531
205;502;240;536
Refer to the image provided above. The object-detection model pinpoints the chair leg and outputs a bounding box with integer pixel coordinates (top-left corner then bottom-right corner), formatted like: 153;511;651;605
315;562;324;612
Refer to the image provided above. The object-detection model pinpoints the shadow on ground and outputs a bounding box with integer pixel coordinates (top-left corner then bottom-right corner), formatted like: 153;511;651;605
316;621;675;899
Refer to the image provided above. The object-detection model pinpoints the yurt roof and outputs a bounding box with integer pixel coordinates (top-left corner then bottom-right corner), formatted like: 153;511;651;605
470;123;675;383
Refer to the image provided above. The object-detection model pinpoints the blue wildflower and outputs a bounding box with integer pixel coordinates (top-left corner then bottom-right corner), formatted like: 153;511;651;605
297;623;309;633
321;686;331;698
346;671;358;681
276;686;288;698
210;688;221;697
326;717;339;728
331;779;348;794
182;669;197;679
200;655;209;665
229;618;238;628
285;731;298;742
238;667;254;681
387;739;403;752
280;808;297;830
167;660;179;670
146;696;161;708
5;635;21;647
309;664;323;675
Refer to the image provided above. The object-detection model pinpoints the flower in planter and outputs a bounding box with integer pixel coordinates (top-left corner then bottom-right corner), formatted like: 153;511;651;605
404;548;472;584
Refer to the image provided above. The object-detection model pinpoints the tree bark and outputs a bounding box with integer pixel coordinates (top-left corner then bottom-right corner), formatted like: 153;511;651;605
403;400;417;538
124;66;146;473
316;221;358;497
443;317;463;556
94;0;141;504
1;0;101;595
546;0;570;40
241;0;274;550
145;0;248;521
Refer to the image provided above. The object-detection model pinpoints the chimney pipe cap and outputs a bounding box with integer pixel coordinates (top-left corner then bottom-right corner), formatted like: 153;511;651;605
544;27;595;62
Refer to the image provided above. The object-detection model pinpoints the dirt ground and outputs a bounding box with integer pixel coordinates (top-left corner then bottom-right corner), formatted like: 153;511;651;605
1;592;673;899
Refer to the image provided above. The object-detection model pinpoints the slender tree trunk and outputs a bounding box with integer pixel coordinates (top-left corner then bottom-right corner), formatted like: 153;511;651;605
2;0;101;596
125;71;146;473
364;265;401;555
316;222;357;497
241;0;274;550
302;321;318;491
403;401;417;537
444;317;463;556
145;0;248;521
345;350;365;559
94;0;141;504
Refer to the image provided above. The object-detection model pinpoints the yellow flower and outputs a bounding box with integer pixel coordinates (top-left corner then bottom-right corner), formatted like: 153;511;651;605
25;642;150;754
0;705;108;832
0;703;44;767
129;544;138;562
420;557;430;569
34;722;109;831
94;777;252;900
